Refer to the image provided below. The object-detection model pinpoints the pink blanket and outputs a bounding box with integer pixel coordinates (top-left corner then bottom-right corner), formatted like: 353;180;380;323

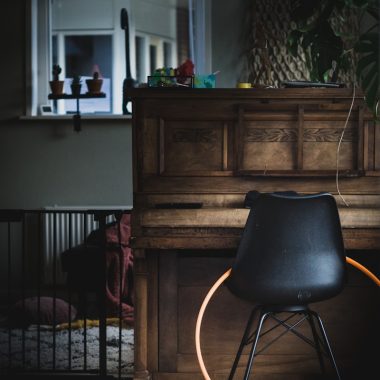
61;213;134;325
104;214;134;324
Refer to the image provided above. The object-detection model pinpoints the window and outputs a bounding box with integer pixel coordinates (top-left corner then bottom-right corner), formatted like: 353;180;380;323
53;34;113;114
135;35;146;84
29;0;211;116
163;42;173;68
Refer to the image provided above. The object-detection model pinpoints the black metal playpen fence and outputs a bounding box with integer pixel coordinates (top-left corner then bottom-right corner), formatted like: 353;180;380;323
0;209;133;379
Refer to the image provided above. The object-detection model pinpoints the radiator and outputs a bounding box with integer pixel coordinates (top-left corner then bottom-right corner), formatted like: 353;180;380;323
42;206;130;284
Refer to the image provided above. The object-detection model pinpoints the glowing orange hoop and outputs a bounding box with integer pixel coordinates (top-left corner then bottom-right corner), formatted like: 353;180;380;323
195;258;379;380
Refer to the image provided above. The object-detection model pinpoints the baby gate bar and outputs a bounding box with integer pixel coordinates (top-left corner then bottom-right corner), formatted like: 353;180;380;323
0;208;133;379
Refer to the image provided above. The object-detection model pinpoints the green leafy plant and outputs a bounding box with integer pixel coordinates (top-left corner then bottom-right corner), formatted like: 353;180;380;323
287;0;379;119
355;6;379;117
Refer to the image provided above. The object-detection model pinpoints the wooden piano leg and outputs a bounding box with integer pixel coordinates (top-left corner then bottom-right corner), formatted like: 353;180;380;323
134;249;151;380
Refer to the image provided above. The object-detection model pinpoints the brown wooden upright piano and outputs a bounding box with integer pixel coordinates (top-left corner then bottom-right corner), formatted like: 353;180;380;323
129;88;380;380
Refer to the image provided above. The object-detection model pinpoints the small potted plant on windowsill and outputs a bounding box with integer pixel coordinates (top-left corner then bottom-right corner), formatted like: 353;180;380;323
49;64;64;95
70;74;82;97
86;71;103;94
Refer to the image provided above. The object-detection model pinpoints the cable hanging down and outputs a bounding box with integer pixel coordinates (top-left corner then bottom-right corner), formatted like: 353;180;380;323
335;84;356;207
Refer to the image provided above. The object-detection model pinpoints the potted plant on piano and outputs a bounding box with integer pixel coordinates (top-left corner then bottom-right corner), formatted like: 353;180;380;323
49;64;64;95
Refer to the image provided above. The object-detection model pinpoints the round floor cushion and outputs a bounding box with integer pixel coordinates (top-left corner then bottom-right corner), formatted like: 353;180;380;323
8;296;77;327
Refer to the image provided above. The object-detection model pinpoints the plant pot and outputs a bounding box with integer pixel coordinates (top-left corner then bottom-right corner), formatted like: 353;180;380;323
49;80;64;95
86;78;103;94
71;83;82;97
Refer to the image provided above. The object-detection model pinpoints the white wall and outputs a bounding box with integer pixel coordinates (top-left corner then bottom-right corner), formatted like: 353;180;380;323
131;0;177;38
0;0;247;209
211;0;250;87
52;0;116;30
0;119;133;209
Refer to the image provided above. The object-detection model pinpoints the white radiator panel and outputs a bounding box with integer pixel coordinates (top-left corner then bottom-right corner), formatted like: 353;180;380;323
42;206;131;285
43;212;99;284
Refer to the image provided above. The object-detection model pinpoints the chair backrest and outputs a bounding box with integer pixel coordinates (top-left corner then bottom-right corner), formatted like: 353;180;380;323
226;192;347;305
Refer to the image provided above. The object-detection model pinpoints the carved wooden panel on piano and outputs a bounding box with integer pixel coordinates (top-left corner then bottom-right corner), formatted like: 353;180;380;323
137;91;374;179
159;120;232;174
242;121;298;170
237;103;364;176
240;120;357;171
303;120;357;170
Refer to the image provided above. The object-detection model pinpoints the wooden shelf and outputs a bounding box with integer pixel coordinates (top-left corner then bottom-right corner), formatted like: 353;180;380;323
48;92;106;100
47;92;106;131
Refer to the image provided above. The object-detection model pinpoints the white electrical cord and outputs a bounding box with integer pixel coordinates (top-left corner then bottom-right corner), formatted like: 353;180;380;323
335;83;356;207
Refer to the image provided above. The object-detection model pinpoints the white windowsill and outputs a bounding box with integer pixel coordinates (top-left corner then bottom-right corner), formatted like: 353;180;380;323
20;114;132;121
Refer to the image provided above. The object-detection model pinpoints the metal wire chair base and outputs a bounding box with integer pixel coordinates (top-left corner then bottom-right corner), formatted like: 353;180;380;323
228;305;341;380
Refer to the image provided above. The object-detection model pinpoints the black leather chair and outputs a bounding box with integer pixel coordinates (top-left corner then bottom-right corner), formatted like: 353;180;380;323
226;192;346;379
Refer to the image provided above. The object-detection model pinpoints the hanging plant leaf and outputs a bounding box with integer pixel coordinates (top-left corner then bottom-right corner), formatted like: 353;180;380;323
364;73;378;112
309;21;344;81
355;31;379;117
355;34;378;71
301;31;314;50
356;52;376;74
355;40;374;53
366;5;380;20
349;0;377;9
287;30;303;56
339;51;352;71
291;0;322;24
361;61;377;90
286;0;378;118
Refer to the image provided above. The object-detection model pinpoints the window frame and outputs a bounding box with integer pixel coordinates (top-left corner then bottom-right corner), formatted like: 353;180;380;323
135;31;177;83
29;0;126;116
27;0;212;117
52;30;115;115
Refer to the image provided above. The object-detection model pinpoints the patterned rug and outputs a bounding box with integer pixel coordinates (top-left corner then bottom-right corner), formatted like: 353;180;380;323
0;324;134;376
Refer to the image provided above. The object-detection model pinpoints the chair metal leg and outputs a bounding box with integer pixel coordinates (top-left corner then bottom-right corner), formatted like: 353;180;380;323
228;306;259;380
310;310;341;380
307;311;327;374
230;307;341;379
243;311;269;380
